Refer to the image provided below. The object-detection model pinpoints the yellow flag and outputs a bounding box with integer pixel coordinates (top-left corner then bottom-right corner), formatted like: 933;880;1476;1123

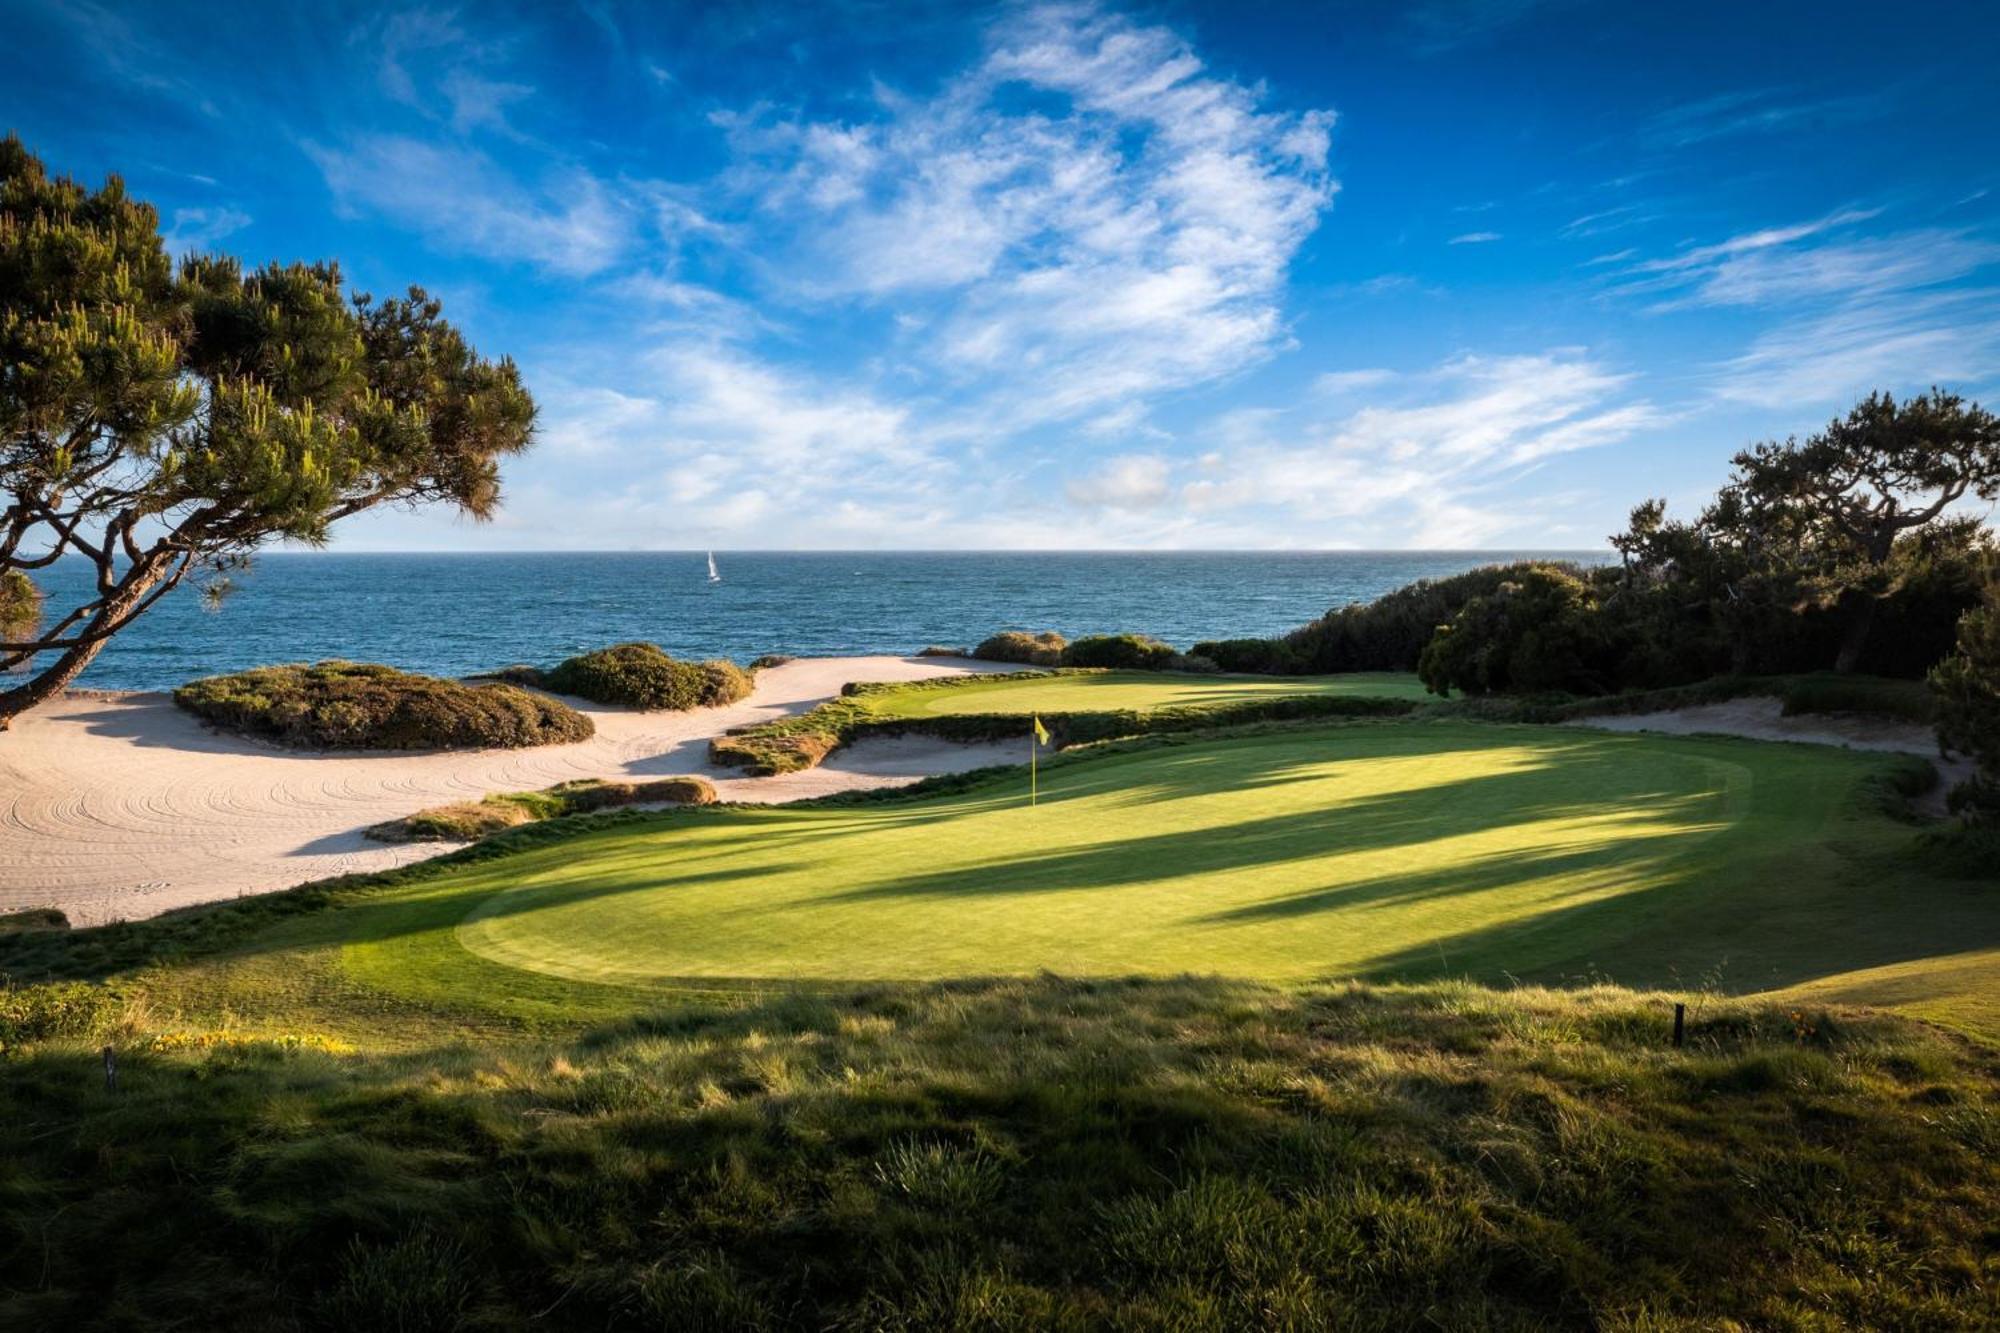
1033;715;1050;746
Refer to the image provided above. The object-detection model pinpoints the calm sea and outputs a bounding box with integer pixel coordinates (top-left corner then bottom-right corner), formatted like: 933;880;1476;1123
32;551;1609;693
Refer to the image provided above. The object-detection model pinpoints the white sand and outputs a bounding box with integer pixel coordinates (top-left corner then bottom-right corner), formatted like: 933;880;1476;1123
0;656;1028;925
1575;696;1971;815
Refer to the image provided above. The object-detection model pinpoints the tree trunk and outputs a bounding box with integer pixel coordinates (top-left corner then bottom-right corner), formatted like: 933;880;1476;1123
1833;594;1879;675
0;568;162;729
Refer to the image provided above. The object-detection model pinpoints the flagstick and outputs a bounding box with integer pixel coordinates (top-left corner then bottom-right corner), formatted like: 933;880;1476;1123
1030;725;1038;807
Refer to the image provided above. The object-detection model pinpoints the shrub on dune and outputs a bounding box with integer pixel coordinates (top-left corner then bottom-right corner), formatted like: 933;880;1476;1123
1192;637;1303;674
1062;633;1179;670
542;642;753;710
973;630;1067;666
173;662;593;750
369;775;717;843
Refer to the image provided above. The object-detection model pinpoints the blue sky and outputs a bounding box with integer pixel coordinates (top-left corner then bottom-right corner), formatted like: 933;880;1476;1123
6;0;1998;550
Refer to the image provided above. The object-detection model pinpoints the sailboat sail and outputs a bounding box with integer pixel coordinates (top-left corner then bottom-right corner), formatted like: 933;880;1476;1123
706;551;720;583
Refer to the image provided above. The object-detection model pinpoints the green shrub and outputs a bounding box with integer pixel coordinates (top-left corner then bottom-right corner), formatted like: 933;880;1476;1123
484;664;546;687
1061;634;1178;670
1285;563;1570;673
916;644;968;657
748;654;793;670
973;631;1066;666
1167;652;1221;674
1418;565;1610;697
1191;638;1302;674
0;908;66;935
370;776;718;842
0;980;113;1050
543;643;753;711
1931;579;2000;820
174;662;593;750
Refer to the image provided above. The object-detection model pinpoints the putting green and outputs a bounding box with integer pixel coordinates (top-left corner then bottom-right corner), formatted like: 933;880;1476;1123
853;669;1429;718
326;722;1951;1012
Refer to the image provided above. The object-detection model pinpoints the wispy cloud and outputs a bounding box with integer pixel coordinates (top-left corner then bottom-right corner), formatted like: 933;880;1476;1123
1613;207;2000;407
306;135;632;276
715;2;1337;429
160;205;252;255
1448;231;1501;245
1065;351;1665;546
1644;88;1887;149
1714;288;2000;407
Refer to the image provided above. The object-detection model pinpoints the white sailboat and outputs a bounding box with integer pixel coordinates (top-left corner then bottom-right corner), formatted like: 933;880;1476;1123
706;551;721;584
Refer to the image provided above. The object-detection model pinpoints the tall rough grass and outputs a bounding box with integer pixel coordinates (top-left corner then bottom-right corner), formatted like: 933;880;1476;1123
0;977;1993;1329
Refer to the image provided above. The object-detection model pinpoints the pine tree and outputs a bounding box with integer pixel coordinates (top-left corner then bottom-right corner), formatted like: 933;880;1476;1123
0;136;536;725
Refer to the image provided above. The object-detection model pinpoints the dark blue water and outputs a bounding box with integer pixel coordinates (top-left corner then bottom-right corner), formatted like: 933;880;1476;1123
31;551;1609;692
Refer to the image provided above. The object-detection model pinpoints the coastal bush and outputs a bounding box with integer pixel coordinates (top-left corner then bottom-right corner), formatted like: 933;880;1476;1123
0;980;113;1050
1417;565;1609;697
1285;562;1573;674
173;662;593;750
916;644;968;657
485;663;547;687
749;654;794;670
1061;633;1178;670
370;776;718;842
543;642;753;711
1931;579;2000;820
974;630;1067;666
0;908;66;935
1192;637;1302;674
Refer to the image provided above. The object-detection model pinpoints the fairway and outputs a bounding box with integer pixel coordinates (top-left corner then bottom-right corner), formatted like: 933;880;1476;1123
281;720;1994;1028
855;669;1430;717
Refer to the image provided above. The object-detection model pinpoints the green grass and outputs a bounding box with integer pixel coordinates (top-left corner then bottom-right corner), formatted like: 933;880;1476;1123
3;717;1997;1327
47;718;1981;1041
853;668;1431;718
1;977;1994;1329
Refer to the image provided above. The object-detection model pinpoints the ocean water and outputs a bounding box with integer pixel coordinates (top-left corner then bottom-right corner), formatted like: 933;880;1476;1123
31;550;1609;693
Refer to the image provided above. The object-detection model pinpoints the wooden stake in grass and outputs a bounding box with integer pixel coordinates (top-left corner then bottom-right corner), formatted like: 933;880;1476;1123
1673;1002;1686;1048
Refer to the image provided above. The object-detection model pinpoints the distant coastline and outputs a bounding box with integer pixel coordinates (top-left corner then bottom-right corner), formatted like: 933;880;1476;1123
27;549;1613;694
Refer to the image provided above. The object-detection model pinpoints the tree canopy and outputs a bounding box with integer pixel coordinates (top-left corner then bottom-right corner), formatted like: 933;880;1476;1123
0;136;535;724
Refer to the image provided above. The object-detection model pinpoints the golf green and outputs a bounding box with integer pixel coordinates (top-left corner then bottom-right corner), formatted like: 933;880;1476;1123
853;669;1430;717
330;721;1938;1007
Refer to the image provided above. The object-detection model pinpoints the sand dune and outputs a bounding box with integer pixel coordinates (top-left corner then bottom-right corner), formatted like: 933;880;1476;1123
0;655;1027;925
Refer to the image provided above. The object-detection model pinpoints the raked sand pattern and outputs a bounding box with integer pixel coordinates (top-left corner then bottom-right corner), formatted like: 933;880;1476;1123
0;656;1029;925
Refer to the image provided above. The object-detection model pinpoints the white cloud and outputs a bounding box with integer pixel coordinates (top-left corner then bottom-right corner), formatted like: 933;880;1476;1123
1448;231;1501;245
1066;454;1173;509
1168;352;1656;544
1713;289;2000;408
160;205;252;255
721;3;1336;430
1613;209;2000;408
306;136;630;276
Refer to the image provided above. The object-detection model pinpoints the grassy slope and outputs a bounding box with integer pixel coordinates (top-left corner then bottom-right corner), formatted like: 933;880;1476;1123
2;978;1995;1330
856;669;1430;718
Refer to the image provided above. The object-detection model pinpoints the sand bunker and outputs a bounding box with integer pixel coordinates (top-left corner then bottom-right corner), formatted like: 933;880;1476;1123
0;656;1028;925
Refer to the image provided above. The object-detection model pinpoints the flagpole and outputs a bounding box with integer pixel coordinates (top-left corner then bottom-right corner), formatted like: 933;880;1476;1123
1030;722;1038;807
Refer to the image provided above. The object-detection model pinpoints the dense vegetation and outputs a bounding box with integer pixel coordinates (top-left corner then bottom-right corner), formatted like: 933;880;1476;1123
1059;632;1181;670
1;973;1992;1331
974;630;1068;665
1933;568;2000;820
0;136;535;726
541;642;753;710
367;775;717;842
173;661;592;750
